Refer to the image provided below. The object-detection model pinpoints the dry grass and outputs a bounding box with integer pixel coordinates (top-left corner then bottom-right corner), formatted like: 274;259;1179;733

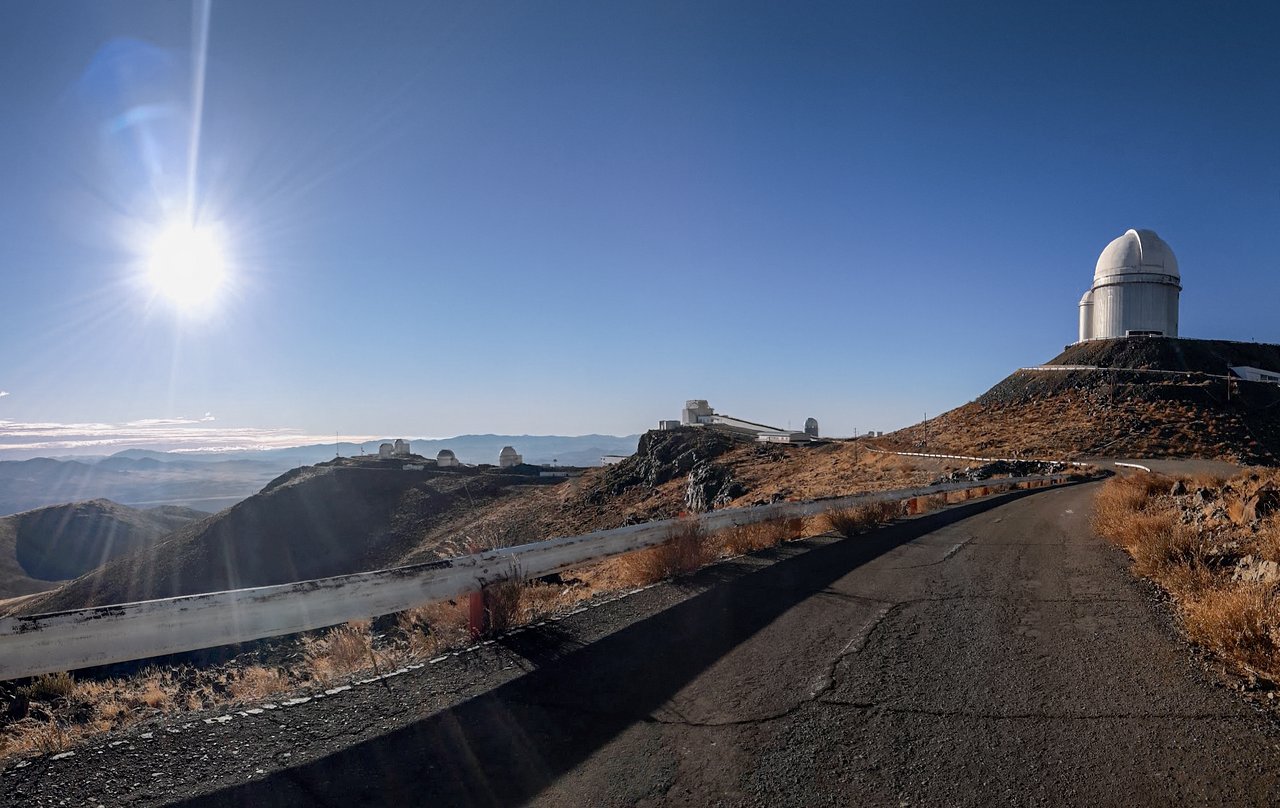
720;517;804;555
302;621;384;685
821;501;899;538
398;600;471;658
618;523;718;586
482;579;525;635
1094;471;1280;683
226;666;292;701
20;672;76;703
1183;585;1280;674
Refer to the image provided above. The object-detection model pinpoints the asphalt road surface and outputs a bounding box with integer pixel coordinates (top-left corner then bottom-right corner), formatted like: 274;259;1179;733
8;480;1280;806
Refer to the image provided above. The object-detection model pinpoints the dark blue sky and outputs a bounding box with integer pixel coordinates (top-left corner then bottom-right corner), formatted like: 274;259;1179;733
0;1;1277;452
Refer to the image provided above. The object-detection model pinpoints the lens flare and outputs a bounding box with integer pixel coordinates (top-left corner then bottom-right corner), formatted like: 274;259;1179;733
146;222;228;313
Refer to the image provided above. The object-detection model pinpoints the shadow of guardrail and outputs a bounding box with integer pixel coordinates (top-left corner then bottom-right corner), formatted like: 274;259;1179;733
180;483;1083;807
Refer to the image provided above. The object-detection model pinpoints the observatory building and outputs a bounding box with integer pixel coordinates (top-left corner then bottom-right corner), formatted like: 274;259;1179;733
1077;229;1180;342
498;446;523;467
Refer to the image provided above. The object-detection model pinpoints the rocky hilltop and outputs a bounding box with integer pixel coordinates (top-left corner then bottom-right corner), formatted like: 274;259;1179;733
882;337;1280;464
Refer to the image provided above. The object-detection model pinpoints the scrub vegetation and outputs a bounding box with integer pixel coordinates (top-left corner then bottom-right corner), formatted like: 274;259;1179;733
1094;470;1280;685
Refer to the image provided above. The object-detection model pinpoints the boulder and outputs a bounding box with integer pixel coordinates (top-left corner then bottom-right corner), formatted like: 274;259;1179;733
1241;482;1280;524
1233;554;1280;585
1170;479;1187;496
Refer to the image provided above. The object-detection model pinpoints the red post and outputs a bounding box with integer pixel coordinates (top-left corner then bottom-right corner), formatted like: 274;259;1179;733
468;590;487;639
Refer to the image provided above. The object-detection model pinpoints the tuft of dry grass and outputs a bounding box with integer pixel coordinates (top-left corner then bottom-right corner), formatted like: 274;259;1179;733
398;600;471;658
720;517;803;555
303;621;380;684
822;501;898;538
20;672;76;703
482;579;525;635
619;523;717;586
226;666;292;701
1182;585;1280;674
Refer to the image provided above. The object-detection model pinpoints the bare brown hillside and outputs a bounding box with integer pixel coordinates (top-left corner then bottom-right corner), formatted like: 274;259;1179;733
0;500;206;599
16;459;563;614
881;337;1280;464
11;434;967;615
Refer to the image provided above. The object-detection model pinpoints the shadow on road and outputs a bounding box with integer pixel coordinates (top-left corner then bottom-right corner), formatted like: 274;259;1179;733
181;486;1060;807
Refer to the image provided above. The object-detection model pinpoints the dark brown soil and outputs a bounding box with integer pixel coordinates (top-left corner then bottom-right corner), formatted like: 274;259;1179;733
882;337;1280;464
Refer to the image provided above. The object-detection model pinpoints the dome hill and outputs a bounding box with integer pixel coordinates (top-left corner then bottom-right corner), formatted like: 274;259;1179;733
882;337;1280;464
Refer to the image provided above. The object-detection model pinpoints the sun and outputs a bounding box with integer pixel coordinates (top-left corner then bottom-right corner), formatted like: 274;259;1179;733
146;222;228;313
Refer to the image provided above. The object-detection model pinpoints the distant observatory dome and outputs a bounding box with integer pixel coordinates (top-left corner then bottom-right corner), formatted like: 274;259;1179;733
436;449;459;468
804;418;819;438
498;446;523;468
1077;228;1180;343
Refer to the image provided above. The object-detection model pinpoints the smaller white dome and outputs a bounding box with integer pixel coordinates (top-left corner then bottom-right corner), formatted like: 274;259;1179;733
437;449;456;459
499;446;519;459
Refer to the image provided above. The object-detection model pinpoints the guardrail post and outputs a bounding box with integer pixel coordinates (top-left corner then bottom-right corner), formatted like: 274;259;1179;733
468;590;488;639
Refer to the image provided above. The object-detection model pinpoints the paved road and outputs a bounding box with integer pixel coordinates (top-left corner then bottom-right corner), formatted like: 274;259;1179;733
9;482;1280;805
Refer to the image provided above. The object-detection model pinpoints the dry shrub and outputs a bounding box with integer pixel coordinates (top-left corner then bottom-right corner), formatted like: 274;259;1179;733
1093;474;1174;542
398;600;470;658
1183;585;1280;675
822;501;898;538
1;720;77;757
226;666;291;701
516;581;581;624
304;621;377;684
1251;516;1280;563
619;523;716;586
720;517;802;555
483;579;524;635
21;672;76;703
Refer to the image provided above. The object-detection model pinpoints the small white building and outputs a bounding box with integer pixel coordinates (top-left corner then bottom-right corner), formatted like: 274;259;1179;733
756;431;814;444
657;420;681;431
436;449;460;468
378;443;393;459
1230;366;1280;384
393;439;411;456
498;446;523;467
601;455;630;465
681;400;715;426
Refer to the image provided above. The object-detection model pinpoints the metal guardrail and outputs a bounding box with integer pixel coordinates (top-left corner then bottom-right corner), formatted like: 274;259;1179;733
1114;462;1153;473
0;474;1069;680
865;447;1091;467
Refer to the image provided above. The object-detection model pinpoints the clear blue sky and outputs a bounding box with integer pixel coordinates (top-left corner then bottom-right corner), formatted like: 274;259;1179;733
0;1;1277;453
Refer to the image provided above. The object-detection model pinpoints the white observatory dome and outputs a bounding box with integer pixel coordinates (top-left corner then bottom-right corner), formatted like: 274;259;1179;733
1094;229;1179;280
1077;228;1180;342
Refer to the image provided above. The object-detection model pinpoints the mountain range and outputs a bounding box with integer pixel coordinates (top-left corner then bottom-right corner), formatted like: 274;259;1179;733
0;434;639;517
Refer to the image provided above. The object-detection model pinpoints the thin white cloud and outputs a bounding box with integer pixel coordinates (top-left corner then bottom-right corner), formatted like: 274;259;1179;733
0;391;9;398
0;418;376;457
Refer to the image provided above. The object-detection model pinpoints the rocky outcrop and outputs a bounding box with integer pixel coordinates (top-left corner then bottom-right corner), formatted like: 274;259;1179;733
684;462;747;513
596;428;741;499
